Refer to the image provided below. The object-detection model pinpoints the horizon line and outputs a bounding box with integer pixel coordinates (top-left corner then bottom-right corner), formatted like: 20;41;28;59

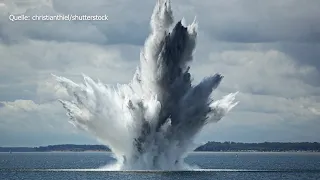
2;141;320;148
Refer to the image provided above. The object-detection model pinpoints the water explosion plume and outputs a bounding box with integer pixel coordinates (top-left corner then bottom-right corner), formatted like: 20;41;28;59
53;0;238;170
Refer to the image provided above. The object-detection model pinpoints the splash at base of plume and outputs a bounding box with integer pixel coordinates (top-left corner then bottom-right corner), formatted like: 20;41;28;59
99;160;200;171
52;0;238;170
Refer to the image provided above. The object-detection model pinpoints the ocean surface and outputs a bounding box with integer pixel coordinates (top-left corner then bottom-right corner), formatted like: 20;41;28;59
1;152;320;180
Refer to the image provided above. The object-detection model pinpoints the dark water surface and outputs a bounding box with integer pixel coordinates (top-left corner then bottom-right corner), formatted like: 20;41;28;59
1;152;320;179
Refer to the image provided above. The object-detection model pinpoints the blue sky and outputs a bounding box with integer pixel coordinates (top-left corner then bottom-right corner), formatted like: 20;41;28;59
0;0;320;146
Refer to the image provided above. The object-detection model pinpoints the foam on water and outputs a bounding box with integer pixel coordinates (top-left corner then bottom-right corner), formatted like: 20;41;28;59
52;0;238;170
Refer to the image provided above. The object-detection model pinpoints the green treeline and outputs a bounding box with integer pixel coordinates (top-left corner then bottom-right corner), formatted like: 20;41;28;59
195;141;320;152
1;142;320;152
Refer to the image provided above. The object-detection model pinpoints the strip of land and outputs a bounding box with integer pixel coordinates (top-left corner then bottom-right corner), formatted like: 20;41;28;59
0;142;320;152
1;142;320;152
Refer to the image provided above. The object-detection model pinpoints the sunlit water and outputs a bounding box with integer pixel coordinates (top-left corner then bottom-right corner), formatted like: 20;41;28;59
1;152;320;180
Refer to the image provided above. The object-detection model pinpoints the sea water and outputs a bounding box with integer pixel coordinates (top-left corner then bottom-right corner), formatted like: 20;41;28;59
1;152;320;180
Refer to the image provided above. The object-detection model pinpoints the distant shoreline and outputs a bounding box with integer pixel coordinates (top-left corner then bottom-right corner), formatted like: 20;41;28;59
1;142;320;152
2;150;320;153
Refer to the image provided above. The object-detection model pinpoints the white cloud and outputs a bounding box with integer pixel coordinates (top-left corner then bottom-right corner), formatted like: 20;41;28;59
0;99;68;132
191;49;320;142
194;50;320;97
1;0;53;14
0;40;138;101
309;107;320;115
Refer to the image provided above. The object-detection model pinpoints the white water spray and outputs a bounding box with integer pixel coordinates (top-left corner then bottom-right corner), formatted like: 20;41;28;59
53;0;238;170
